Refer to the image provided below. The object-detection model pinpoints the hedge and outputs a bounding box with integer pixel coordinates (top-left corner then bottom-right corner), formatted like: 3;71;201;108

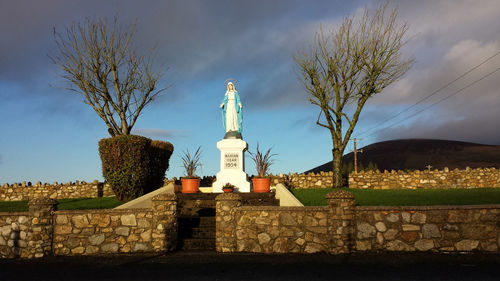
98;135;173;201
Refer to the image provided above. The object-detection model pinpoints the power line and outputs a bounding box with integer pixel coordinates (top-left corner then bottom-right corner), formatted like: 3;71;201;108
361;67;500;138
357;51;500;137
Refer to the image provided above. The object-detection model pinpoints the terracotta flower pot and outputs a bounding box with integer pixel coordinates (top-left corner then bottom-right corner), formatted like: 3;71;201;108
252;177;271;193
181;178;200;193
222;188;234;193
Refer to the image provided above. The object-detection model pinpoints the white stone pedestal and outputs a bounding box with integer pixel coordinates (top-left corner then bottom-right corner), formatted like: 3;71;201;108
212;138;251;192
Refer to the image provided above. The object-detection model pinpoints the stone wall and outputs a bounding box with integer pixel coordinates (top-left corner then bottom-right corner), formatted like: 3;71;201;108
349;167;500;189
0;193;178;258
234;206;329;253
53;210;154;255
215;191;350;254
216;191;500;254
270;172;334;189
3;191;500;258
354;205;499;252
268;167;500;189
0;181;114;201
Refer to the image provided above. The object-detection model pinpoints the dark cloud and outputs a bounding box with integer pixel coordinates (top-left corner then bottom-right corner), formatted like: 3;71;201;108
0;0;121;82
375;110;500;145
0;0;359;101
2;0;500;146
352;0;500;145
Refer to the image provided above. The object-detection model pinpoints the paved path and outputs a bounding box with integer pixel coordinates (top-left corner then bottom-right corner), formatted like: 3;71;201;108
1;252;500;281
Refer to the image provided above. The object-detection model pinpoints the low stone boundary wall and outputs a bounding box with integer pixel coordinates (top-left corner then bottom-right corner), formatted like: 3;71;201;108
355;205;499;252
267;167;500;189
270;172;334;189
215;191;354;254
53;209;154;255
0;181;114;201
4;191;500;258
234;206;329;253
215;192;500;254
0;193;178;259
349;167;500;189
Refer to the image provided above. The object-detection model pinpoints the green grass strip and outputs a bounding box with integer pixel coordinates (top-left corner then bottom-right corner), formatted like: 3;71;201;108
292;188;500;206
0;197;123;212
0;200;28;212
57;197;123;210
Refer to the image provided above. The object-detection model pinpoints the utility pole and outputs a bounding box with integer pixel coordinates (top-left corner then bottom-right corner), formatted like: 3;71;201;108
425;165;433;171
353;138;363;173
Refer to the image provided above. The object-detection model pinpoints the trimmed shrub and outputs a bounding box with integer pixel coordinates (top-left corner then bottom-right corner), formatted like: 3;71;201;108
99;135;150;201
145;140;174;194
99;135;173;201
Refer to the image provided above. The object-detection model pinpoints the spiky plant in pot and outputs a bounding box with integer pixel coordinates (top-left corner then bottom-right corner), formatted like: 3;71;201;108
181;146;202;193
249;143;276;192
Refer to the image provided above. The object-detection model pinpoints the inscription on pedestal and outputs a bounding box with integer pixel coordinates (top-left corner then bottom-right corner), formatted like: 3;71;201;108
224;153;239;169
214;138;250;192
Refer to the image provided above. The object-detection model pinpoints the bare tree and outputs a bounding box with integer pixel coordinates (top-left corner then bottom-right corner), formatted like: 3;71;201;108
294;4;413;187
51;17;168;136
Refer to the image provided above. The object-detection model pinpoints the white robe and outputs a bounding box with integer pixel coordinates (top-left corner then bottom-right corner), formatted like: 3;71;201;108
225;91;239;132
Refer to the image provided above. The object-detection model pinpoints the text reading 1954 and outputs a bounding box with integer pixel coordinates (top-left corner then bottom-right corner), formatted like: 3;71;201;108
224;153;239;169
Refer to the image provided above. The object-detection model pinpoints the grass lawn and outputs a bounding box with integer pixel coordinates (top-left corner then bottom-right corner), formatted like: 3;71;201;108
292;188;500;206
0;197;123;212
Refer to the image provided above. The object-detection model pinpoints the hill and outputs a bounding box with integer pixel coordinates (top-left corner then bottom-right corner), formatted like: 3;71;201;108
307;139;500;173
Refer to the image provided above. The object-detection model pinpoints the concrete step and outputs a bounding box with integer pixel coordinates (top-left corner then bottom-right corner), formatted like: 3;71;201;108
179;227;215;239
177;214;216;251
179;238;215;251
178;216;215;228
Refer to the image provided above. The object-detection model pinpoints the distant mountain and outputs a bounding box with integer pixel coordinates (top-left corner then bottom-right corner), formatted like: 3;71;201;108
306;139;500;173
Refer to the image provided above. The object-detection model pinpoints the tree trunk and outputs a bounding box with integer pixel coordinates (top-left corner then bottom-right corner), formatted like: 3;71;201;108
332;148;343;188
121;118;129;135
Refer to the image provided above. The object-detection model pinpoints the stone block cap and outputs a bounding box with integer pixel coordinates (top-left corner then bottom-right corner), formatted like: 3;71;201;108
325;190;355;200
152;193;177;201
215;193;242;201
28;198;58;206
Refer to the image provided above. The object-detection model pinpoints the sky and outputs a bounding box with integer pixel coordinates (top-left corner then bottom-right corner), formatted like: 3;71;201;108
1;0;500;185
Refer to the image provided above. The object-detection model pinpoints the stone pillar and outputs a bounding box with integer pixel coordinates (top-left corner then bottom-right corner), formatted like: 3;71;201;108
27;198;57;258
151;193;178;252
326;190;355;254
215;193;242;252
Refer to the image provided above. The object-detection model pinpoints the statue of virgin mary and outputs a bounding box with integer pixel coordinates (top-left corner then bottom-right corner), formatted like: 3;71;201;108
220;81;243;138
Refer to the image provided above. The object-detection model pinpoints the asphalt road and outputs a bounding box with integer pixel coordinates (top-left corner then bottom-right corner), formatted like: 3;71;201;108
1;252;500;281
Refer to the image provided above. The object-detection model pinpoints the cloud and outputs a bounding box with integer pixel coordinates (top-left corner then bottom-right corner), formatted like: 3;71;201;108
131;128;185;139
375;108;500;145
354;0;500;145
2;0;500;146
0;0;357;105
